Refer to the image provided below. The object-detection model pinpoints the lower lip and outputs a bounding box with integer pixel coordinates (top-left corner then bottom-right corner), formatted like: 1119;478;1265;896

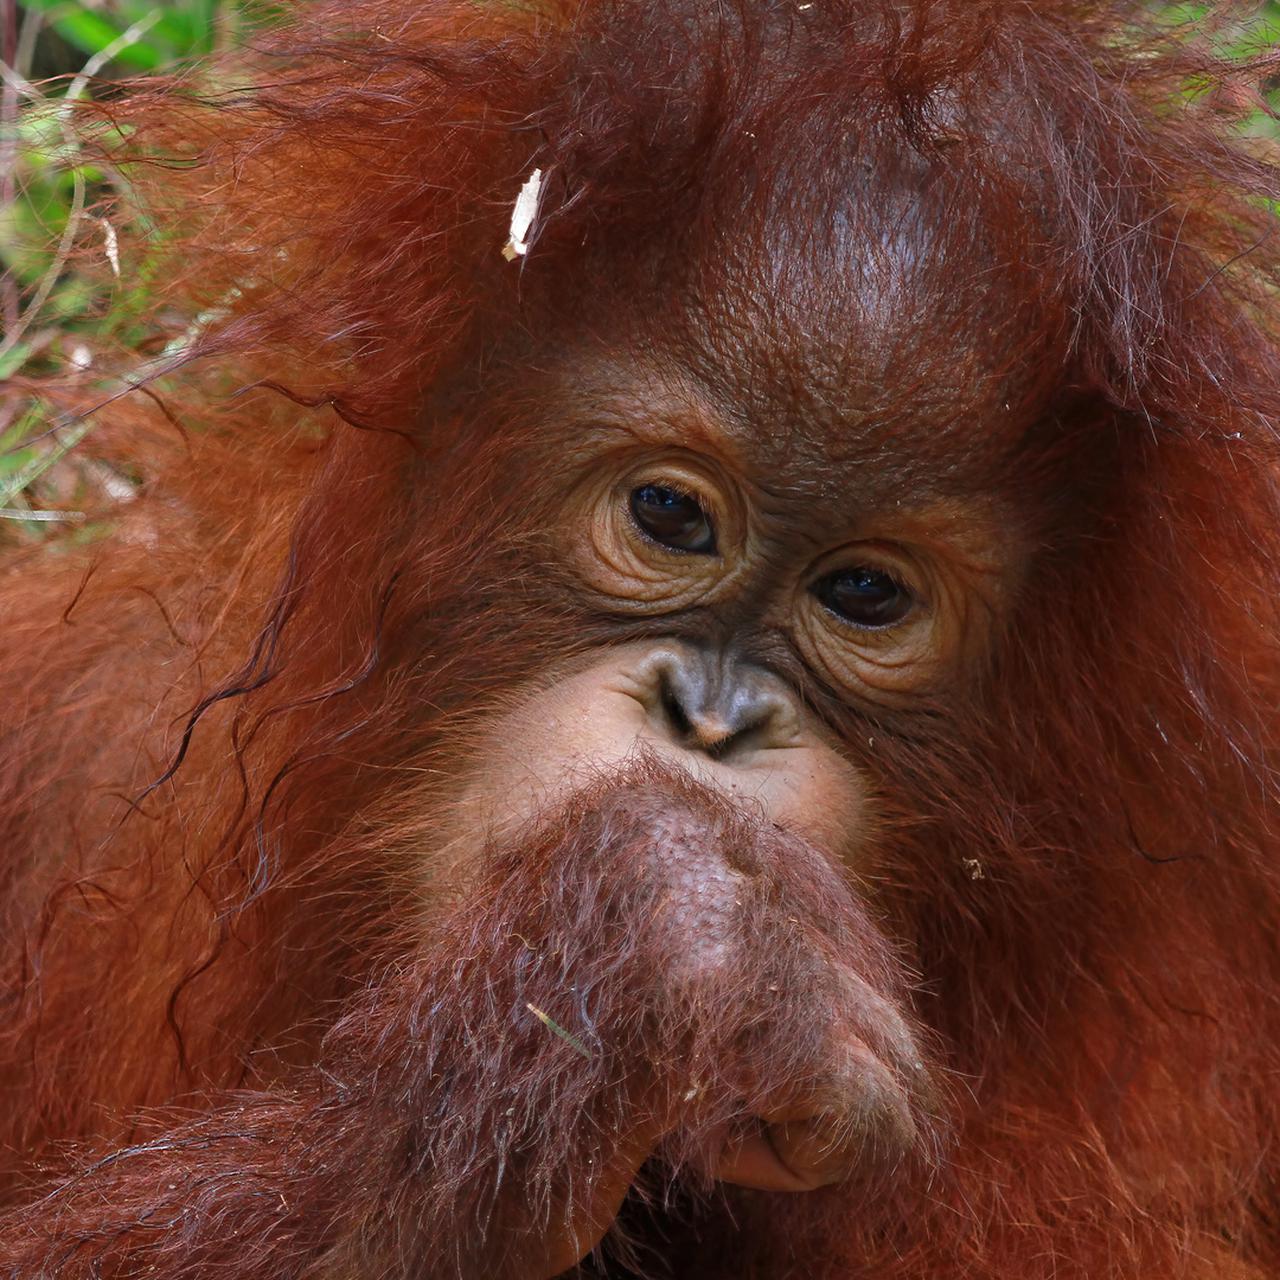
714;1119;836;1193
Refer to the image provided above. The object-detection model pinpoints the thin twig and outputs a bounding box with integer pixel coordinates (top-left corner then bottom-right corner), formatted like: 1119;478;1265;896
15;3;42;76
0;508;86;522
525;1003;592;1060
0;415;92;508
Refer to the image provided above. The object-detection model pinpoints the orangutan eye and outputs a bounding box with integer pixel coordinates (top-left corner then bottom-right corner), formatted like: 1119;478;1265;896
814;566;914;629
629;484;717;554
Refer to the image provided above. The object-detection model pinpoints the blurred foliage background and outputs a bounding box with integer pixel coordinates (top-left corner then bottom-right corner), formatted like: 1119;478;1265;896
0;0;1279;540
0;0;275;540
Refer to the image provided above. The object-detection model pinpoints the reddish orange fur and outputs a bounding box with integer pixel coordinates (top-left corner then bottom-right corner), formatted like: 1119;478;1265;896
3;1;1280;1276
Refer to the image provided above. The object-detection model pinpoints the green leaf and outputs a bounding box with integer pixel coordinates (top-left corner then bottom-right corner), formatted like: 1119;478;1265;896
1157;4;1212;26
116;2;199;54
188;0;220;54
49;278;97;321
0;344;33;382
48;10;164;71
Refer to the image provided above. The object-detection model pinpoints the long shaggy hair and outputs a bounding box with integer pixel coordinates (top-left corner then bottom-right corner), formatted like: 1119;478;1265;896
2;1;1280;1277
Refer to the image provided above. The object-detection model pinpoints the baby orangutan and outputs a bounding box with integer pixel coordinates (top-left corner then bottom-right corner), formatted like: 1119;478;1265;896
2;0;1280;1277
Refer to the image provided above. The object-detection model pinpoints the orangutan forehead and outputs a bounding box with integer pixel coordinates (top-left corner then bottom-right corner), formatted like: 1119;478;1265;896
525;98;1059;492
684;176;1047;447
520;169;1054;500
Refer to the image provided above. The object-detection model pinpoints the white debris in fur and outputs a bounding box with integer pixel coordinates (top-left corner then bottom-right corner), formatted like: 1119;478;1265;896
502;167;544;261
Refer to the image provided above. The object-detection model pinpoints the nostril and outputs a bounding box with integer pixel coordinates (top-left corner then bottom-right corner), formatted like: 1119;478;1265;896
657;669;758;758
644;646;793;759
659;677;695;742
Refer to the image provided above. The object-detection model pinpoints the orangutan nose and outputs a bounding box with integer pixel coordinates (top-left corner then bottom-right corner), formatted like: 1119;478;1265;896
640;643;797;758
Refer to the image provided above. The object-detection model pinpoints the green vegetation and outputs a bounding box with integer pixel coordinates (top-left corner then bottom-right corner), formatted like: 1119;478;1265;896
0;0;265;537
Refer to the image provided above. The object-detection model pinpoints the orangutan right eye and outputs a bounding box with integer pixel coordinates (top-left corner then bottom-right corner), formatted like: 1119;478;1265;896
628;484;717;554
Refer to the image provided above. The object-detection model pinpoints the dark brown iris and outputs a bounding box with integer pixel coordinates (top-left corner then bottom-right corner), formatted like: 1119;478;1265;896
629;484;717;554
814;567;913;629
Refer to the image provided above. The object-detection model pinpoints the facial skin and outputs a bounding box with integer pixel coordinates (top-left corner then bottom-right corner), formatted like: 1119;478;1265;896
380;122;1057;1271
418;241;1032;1273
415;467;1007;1272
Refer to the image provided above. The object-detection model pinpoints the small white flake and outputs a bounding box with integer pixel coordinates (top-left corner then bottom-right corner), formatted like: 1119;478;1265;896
98;217;120;277
69;344;92;369
502;167;544;261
